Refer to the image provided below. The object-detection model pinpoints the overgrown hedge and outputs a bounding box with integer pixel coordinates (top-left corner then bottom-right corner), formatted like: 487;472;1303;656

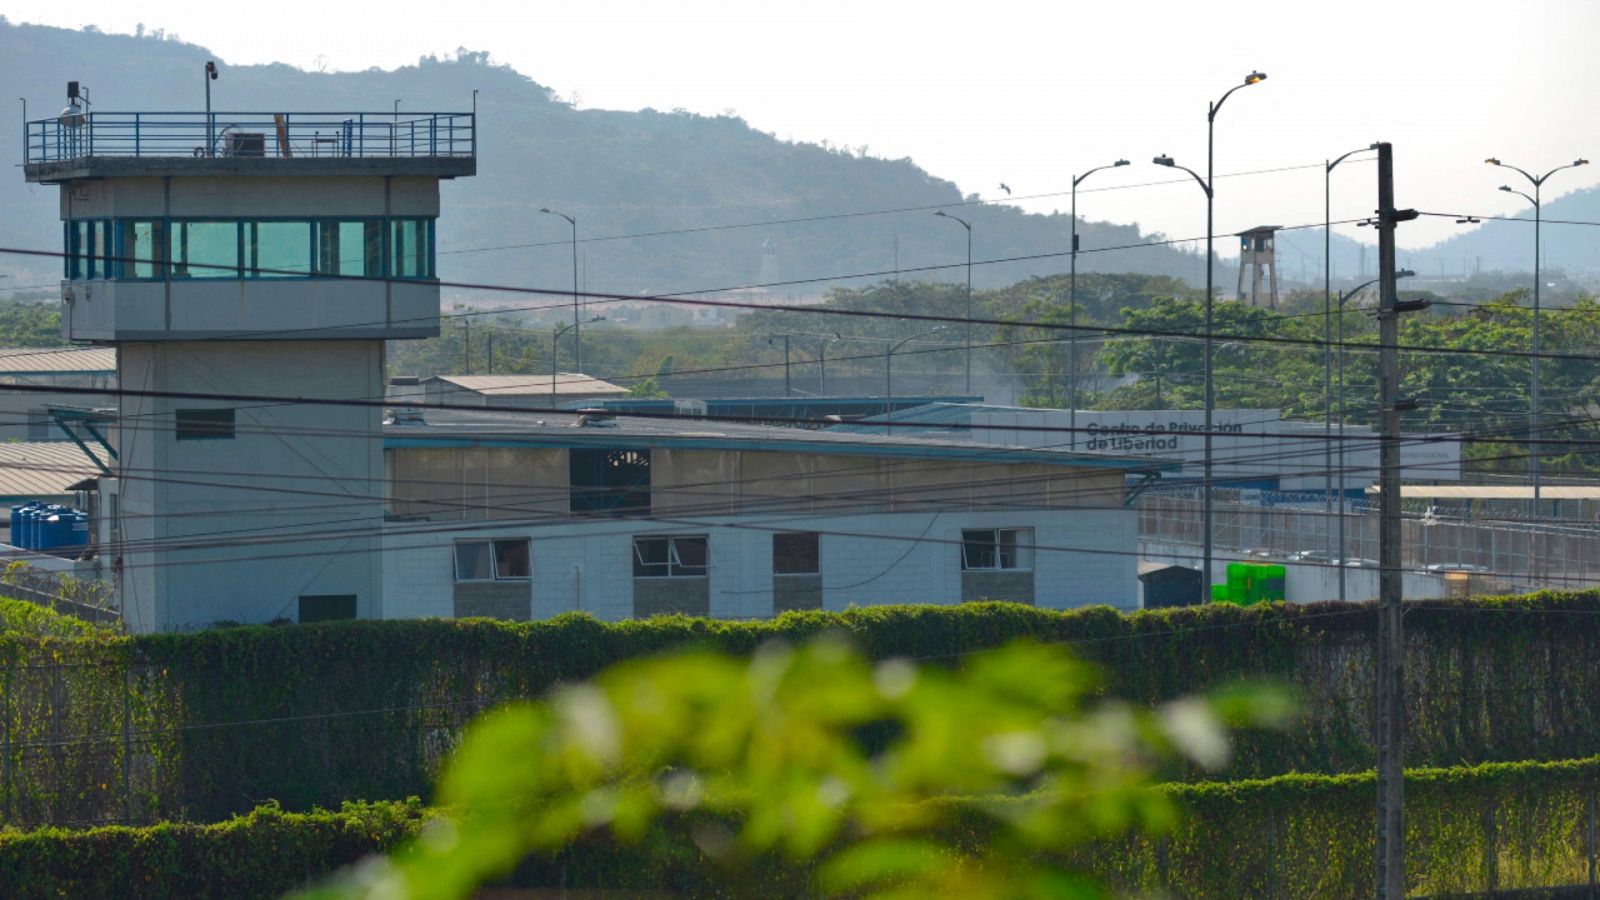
5;592;1600;827
5;757;1597;899
0;597;111;640
0;799;427;900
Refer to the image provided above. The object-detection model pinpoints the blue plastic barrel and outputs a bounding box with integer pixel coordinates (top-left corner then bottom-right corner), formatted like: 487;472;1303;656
9;504;27;547
67;511;89;552
41;506;67;550
38;513;65;552
19;506;38;550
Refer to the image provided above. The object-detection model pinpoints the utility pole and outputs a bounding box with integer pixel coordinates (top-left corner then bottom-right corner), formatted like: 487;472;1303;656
1375;140;1422;900
772;334;792;397
463;319;471;374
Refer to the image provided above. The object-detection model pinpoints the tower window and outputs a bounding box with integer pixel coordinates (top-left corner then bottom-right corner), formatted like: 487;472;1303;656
170;221;241;279
118;220;165;279
246;221;313;277
175;408;236;441
316;220;384;277
390;218;433;279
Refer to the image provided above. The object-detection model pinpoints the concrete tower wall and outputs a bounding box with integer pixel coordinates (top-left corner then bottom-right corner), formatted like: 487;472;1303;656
117;340;386;632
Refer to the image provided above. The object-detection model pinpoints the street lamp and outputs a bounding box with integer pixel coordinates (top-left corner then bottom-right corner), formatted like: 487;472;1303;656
1324;144;1378;562
1334;269;1414;601
933;210;973;394
817;333;840;396
1151;69;1266;596
553;316;604;406
539;208;582;373
768;334;793;397
1486;156;1589;518
886;326;948;421
204;62;218;158
1069;159;1130;449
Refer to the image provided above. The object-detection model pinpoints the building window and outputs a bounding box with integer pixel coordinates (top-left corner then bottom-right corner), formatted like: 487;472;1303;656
316;220;384;277
245;220;313;277
454;539;532;581
773;532;820;575
64;220;111;279
570;448;651;515
390;218;433;279
118;220;165;279
170;221;240;278
961;528;1034;571
633;535;709;579
175;408;235;441
298;595;357;622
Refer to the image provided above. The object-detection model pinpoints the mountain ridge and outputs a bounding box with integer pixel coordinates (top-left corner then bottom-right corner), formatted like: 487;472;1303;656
1;19;1217;299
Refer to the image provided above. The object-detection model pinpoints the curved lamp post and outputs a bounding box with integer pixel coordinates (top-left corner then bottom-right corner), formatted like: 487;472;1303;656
539;207;582;373
553;316;604;405
1334;269;1413;601
1151;69;1265;595
933;211;974;394
886;326;948;422
1069;159;1130;449
1324;144;1378;568
1486;157;1589;517
816;333;841;396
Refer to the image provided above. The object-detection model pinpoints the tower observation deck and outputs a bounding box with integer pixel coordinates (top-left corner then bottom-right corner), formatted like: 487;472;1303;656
23;103;475;631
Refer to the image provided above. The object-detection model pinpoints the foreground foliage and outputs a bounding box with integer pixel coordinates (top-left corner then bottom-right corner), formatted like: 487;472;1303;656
304;638;1285;899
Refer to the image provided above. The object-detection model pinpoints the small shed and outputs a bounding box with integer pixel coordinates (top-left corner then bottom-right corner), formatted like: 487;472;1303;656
1138;562;1202;609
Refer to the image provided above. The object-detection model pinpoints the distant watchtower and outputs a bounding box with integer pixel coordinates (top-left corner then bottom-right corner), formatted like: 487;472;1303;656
1234;225;1281;308
24;92;475;631
759;237;779;285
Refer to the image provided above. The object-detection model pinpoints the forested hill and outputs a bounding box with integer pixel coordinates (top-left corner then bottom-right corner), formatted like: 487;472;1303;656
0;19;1215;298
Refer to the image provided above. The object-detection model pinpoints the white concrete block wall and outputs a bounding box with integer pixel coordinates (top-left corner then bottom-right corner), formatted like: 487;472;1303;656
381;506;1141;621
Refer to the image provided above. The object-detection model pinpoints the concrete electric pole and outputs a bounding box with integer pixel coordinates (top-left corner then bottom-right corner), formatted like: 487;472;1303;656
1375;141;1424;900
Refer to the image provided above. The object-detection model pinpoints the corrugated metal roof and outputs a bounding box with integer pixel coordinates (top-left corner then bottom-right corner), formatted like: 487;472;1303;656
1367;485;1600;500
430;374;627;396
0;347;116;375
0;442;100;500
386;409;1180;473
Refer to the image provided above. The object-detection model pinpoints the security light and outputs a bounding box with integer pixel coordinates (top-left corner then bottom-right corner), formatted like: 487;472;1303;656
1244;71;1267;85
1153;155;1176;167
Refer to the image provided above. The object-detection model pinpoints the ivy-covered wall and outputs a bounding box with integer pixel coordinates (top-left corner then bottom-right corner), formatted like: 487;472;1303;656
3;593;1600;827
3;758;1596;899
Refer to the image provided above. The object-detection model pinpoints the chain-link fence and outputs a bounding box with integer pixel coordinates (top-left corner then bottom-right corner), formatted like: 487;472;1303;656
1138;492;1600;588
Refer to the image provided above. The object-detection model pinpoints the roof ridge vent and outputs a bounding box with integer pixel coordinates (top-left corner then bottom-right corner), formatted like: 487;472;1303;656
575;409;618;428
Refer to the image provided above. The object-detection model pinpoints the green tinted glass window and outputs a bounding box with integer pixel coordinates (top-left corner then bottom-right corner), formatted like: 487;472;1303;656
246;221;312;277
71;221;89;279
119;221;165;279
390;218;432;279
316;221;384;277
170;221;240;278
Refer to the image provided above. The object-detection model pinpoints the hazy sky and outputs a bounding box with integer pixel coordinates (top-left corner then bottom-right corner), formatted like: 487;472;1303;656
8;0;1599;254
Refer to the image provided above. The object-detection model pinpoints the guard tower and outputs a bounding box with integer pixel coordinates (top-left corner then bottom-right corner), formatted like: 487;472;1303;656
1235;225;1281;308
24;95;474;632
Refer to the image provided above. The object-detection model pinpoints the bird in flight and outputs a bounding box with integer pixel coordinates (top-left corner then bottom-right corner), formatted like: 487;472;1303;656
998;183;1013;195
